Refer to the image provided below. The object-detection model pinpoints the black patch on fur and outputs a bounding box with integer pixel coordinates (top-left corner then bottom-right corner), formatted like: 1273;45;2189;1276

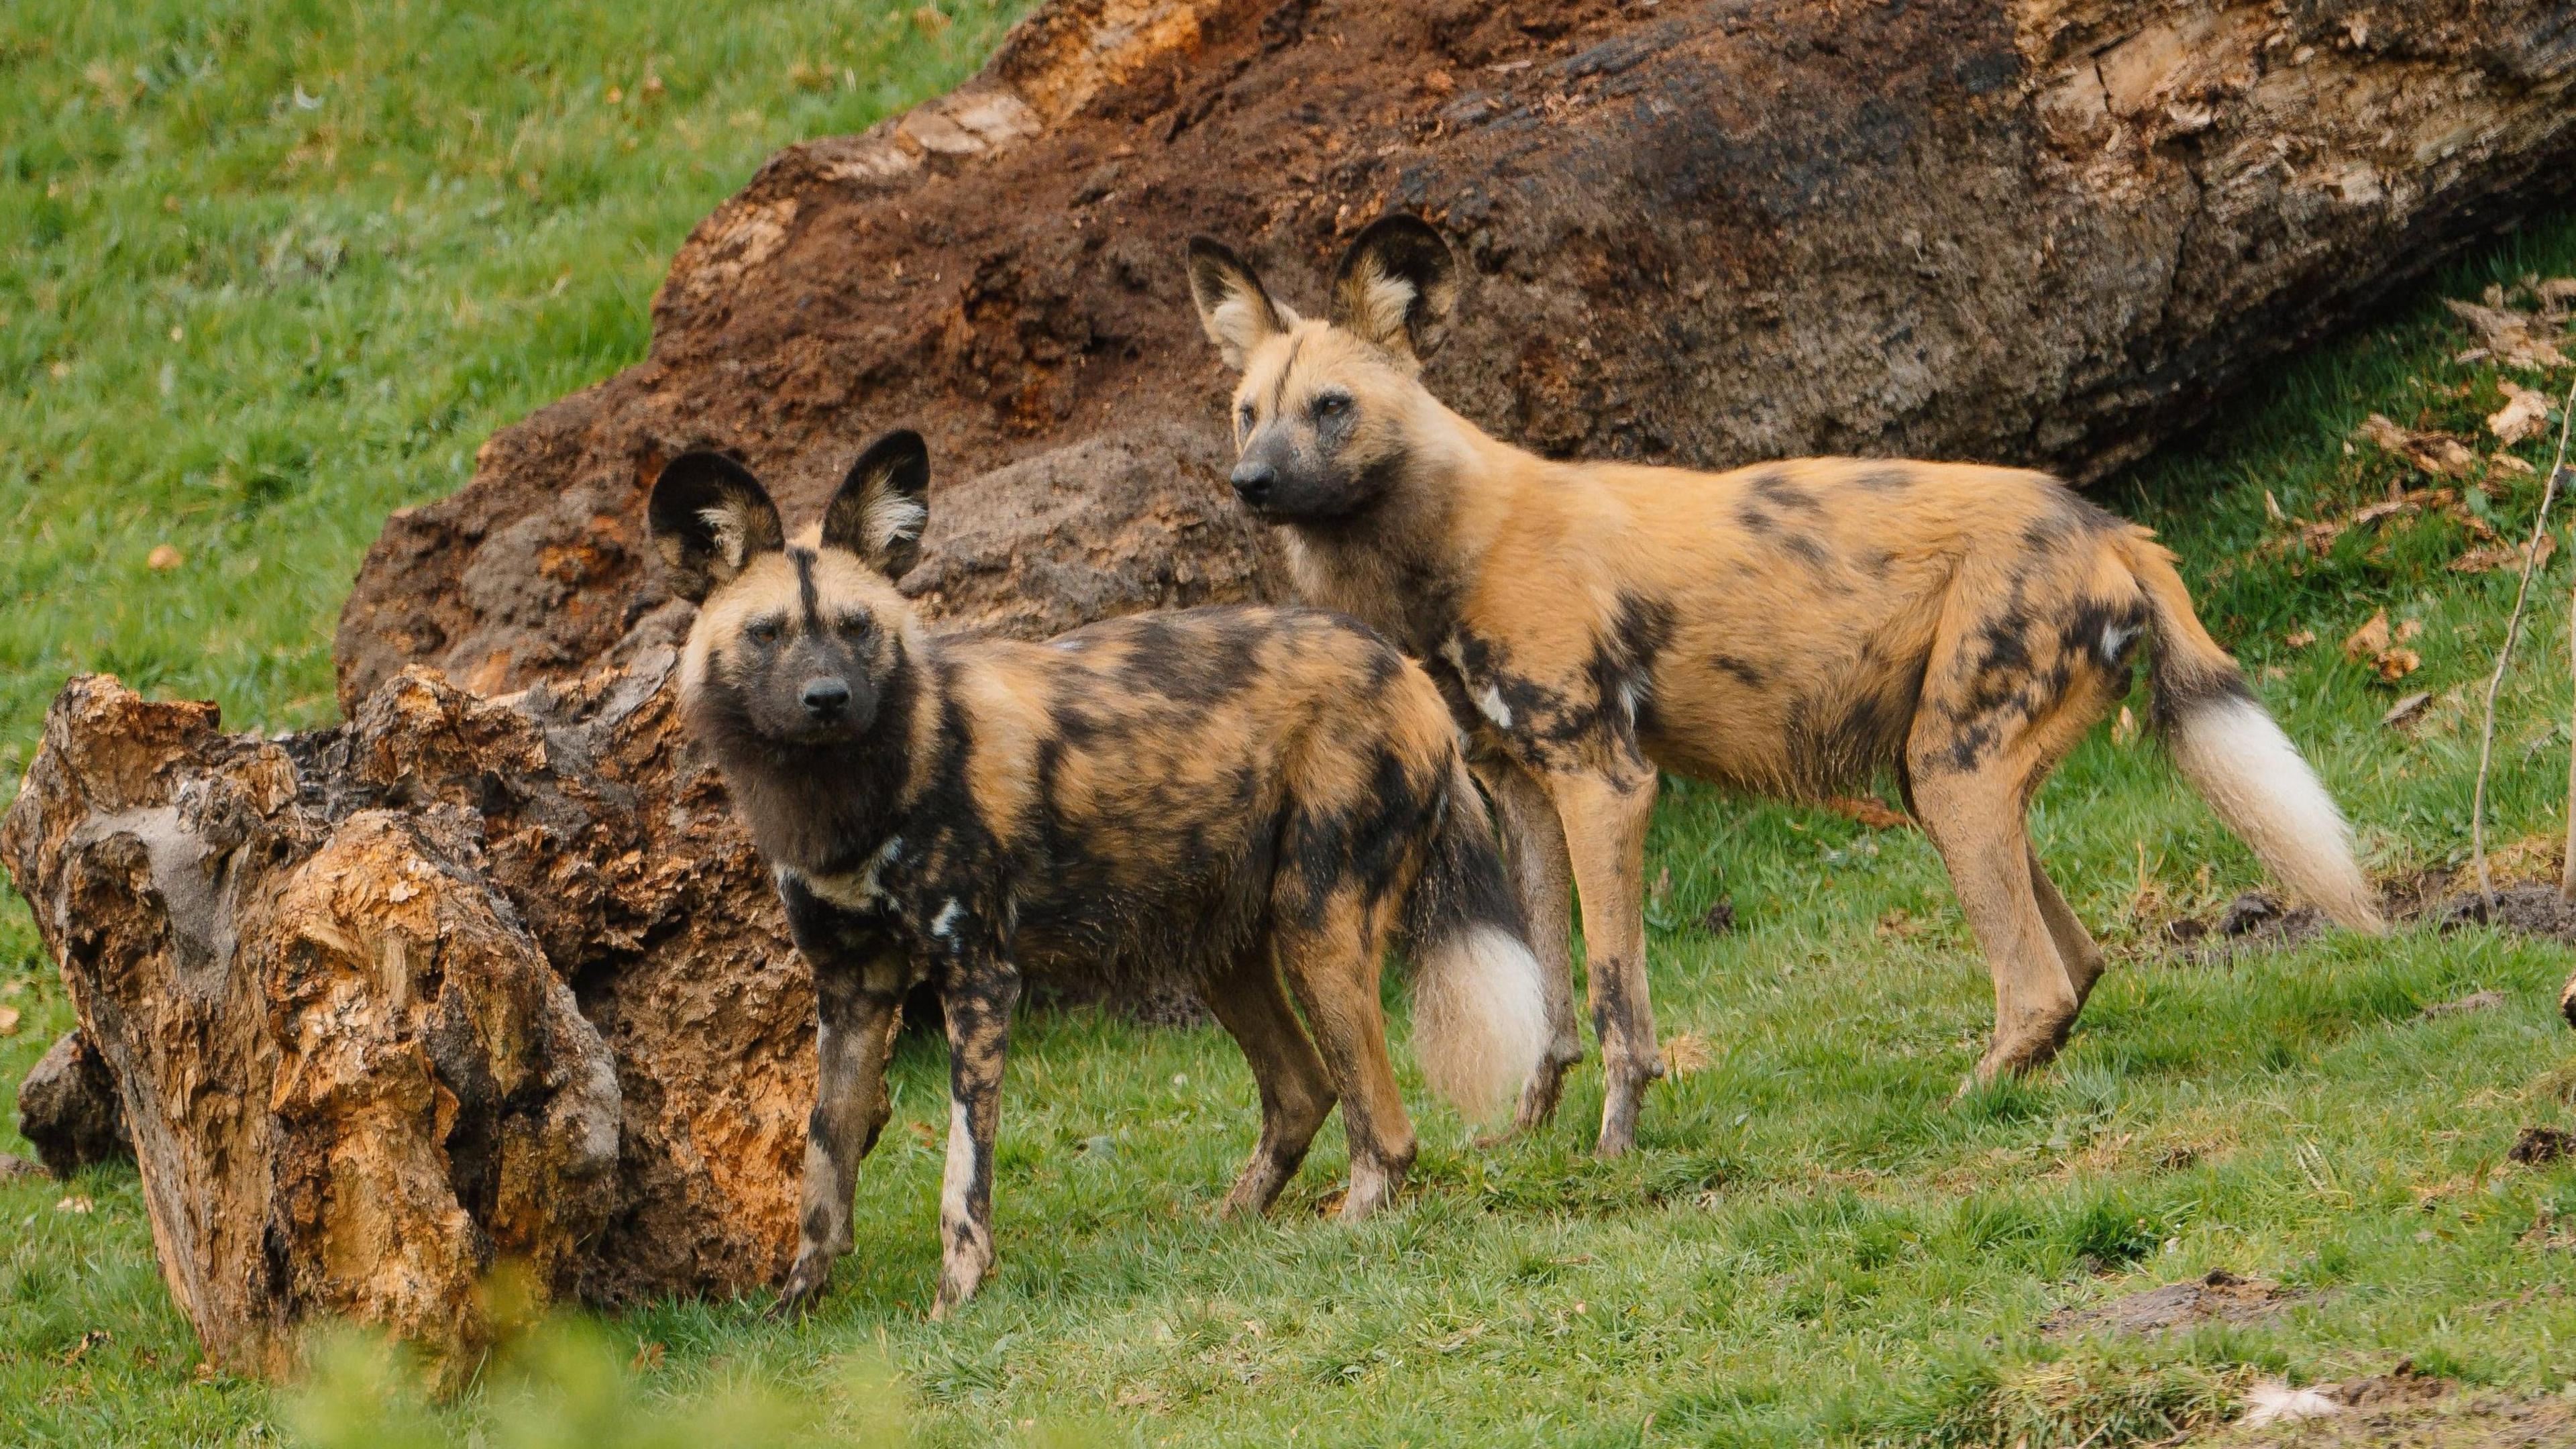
1786;654;1927;794
1778;531;1832;571
1750;470;1825;517
792;547;821;631
1709;653;1768;688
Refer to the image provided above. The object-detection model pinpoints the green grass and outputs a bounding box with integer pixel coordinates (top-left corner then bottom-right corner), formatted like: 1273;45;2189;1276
10;1;2576;1443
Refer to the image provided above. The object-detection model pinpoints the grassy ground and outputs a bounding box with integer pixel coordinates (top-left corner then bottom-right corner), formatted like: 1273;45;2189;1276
10;3;2576;1444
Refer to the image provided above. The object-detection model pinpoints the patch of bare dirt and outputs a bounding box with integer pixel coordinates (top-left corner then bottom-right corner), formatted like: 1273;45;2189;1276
2163;892;2329;965
2190;1374;2576;1448
2440;885;2576;944
2041;1269;2310;1339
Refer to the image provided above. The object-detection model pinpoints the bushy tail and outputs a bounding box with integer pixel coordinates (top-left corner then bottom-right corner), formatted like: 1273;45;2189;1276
2125;537;2385;932
1401;761;1550;1123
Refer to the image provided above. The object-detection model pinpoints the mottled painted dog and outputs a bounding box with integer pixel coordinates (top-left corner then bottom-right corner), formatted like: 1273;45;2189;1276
1187;217;2385;1155
649;431;1548;1315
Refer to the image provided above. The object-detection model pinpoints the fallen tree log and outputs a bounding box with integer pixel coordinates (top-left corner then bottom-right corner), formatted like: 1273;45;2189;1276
336;0;2576;708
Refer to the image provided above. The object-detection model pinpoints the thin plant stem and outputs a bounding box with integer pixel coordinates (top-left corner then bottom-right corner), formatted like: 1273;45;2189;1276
2471;376;2576;908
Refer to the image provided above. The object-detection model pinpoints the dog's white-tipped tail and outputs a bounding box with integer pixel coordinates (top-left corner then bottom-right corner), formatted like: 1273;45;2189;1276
1403;761;1552;1122
1413;924;1550;1123
2126;533;2384;933
2167;692;2384;932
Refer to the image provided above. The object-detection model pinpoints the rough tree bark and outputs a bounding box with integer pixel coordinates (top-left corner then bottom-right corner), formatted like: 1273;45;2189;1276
335;0;2576;708
1;665;753;1380
15;1029;129;1178
11;0;2576;1375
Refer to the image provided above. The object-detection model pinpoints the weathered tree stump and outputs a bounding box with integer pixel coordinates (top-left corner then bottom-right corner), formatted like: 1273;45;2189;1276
13;0;2576;1377
0;664;784;1379
15;1030;129;1178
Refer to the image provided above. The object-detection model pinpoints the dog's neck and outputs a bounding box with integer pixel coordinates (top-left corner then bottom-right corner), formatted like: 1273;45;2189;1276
1281;396;1528;658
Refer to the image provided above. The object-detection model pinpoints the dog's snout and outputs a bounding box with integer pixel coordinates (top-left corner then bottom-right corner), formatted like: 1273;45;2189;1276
1230;460;1277;508
802;677;852;716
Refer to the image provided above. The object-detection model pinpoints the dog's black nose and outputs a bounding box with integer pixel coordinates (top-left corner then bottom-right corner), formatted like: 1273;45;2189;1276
802;678;851;716
1230;462;1275;508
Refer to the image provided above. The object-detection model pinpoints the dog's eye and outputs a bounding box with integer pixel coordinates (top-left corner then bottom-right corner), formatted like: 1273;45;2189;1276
836;614;871;640
1311;392;1351;420
1236;401;1256;433
746;620;782;646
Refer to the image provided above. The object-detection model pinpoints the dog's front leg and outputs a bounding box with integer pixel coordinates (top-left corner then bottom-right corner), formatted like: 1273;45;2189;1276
1546;763;1664;1157
775;883;910;1319
932;945;1022;1318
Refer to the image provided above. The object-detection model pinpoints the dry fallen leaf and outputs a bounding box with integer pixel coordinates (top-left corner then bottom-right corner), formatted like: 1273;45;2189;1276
2357;414;2479;478
2445;297;2572;371
2538;277;2576;314
2110;704;2139;745
2489;380;2554;446
2341;609;2420;680
0;1004;18;1036
60;1330;111;1367
2451;533;2557;574
1660;1032;1715;1079
146;544;183;571
2381;692;2432;729
2285;628;2317;648
56;1195;95;1214
1824;794;1911;830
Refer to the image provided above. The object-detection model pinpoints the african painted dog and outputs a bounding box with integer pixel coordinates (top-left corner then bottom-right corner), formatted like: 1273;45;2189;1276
1186;217;2385;1156
649;430;1548;1315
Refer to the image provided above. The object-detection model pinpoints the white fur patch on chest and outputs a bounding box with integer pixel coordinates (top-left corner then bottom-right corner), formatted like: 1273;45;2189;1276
796;835;903;912
930;898;966;940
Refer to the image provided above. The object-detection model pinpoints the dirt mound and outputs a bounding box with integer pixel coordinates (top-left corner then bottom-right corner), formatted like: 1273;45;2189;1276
2190;1367;2573;1449
2164;893;2331;965
332;0;2576;707
2043;1269;2310;1338
2442;885;2576;943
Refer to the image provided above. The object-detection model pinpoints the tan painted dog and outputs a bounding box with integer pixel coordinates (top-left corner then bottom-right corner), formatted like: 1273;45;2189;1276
1186;217;2384;1155
650;429;1547;1313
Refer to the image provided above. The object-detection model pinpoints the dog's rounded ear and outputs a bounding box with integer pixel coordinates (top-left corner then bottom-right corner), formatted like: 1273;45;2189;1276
1187;237;1295;370
823;429;930;578
1329;215;1459;368
648;452;786;603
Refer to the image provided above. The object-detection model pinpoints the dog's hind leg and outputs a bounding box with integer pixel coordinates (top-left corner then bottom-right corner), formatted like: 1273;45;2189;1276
1489;763;1583;1135
2028;844;2106;1009
1202;949;1336;1218
1273;898;1417;1221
